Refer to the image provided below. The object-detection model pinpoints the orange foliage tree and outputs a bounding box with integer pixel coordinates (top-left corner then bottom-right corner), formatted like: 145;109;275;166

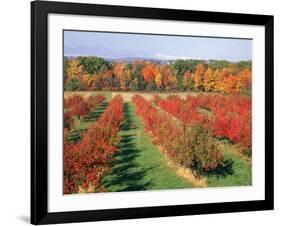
160;65;177;90
142;64;157;83
238;68;252;93
113;63;126;90
223;75;242;94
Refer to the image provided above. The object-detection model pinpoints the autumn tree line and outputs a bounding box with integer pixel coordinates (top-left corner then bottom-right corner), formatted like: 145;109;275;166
64;56;252;95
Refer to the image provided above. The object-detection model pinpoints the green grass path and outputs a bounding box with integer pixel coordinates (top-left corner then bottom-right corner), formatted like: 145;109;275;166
207;142;252;187
79;101;109;131
68;101;108;143
101;102;193;192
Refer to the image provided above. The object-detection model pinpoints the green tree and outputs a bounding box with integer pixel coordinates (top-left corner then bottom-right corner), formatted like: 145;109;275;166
173;59;205;76
173;60;205;90
132;63;146;91
78;56;110;74
146;80;157;91
66;78;81;91
63;57;70;89
208;60;230;70
237;60;252;69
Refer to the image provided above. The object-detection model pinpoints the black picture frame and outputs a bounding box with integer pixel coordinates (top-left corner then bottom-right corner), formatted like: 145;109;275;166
31;0;274;224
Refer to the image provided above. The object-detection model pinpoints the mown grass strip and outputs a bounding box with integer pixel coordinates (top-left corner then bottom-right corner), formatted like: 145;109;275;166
207;141;252;187
68;101;108;143
101;103;193;192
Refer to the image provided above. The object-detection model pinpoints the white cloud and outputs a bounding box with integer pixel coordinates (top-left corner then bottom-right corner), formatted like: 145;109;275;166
154;53;202;60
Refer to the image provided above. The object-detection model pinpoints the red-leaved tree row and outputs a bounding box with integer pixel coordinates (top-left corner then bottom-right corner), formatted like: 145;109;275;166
154;94;251;153
64;95;124;194
64;94;106;129
133;95;224;176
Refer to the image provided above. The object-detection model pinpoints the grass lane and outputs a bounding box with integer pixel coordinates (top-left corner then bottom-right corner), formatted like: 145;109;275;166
101;102;193;192
79;91;112;130
67;92;110;143
207;141;252;187
79;101;109;131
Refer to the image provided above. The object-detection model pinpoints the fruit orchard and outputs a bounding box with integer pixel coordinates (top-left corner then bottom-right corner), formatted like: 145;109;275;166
63;57;252;194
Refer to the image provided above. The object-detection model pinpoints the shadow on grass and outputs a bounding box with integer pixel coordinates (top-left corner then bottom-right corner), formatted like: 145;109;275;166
205;159;234;178
120;103;138;132
85;101;108;122
101;103;153;192
67;102;109;143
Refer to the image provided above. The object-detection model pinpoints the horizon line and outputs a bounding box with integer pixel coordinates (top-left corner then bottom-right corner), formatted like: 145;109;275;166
64;54;252;63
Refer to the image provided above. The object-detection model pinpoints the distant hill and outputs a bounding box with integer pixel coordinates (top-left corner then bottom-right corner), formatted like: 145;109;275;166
65;56;251;66
65;56;178;64
104;57;176;64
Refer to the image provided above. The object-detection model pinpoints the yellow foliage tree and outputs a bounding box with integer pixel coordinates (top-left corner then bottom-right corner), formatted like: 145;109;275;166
194;64;206;91
155;71;163;88
214;69;224;93
203;68;214;92
183;71;192;90
81;73;92;90
67;60;83;79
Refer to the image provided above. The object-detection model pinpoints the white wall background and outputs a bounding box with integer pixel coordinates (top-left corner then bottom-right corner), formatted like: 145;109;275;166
0;0;279;225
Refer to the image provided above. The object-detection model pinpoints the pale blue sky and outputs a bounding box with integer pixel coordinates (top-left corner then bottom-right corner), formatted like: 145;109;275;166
64;30;252;62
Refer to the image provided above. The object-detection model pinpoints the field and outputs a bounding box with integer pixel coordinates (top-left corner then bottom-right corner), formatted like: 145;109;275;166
63;91;251;194
65;91;194;102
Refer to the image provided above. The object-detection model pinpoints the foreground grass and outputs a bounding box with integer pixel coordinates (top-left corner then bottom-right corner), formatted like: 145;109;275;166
207;141;252;187
101;103;193;192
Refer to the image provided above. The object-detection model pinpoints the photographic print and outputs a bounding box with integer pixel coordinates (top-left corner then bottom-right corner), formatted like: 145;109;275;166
31;2;274;224
63;30;252;194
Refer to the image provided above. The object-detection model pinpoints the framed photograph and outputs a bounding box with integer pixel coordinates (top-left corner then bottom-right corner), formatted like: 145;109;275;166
31;0;274;224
